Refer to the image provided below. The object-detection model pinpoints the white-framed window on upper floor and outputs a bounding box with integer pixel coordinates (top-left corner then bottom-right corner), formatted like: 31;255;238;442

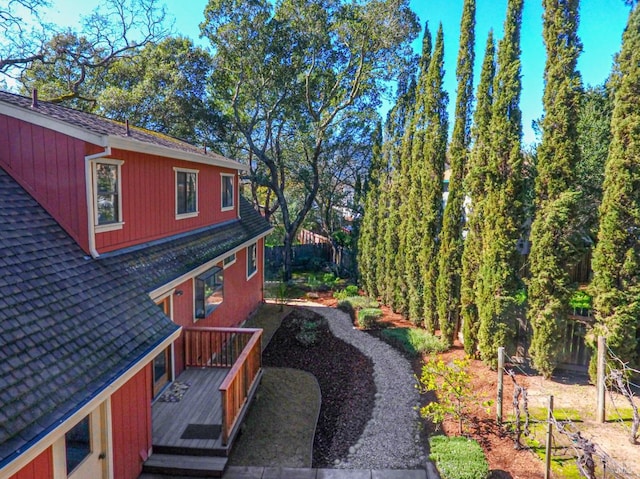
194;265;223;320
221;173;235;211
247;243;257;280
93;159;124;233
174;167;199;219
223;252;236;269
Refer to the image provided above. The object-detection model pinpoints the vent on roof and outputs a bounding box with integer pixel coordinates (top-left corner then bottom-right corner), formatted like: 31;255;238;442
31;89;38;108
125;119;131;136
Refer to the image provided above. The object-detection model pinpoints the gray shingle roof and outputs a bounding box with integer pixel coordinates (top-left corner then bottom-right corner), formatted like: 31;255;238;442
100;197;272;292
0;167;179;468
0;90;236;166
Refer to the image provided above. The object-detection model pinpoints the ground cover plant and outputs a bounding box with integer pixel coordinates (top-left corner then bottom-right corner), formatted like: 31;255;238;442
378;327;447;357
429;435;489;479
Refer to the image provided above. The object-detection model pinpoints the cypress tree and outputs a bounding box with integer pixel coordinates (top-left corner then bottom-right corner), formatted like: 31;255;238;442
528;0;583;378
476;0;524;367
402;22;434;323
436;0;476;346
381;75;418;309
418;24;448;332
461;31;495;355
358;121;384;297
590;3;640;375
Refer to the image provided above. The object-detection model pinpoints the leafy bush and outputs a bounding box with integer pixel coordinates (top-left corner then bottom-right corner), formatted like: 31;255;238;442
337;300;356;322
295;320;320;347
343;295;379;310
429;435;489;479
322;272;340;290
569;290;592;311
357;308;383;329
333;284;360;300
380;328;447;356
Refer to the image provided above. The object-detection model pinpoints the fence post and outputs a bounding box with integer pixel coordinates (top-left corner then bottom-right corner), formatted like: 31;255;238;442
596;335;606;423
545;395;554;479
497;346;505;425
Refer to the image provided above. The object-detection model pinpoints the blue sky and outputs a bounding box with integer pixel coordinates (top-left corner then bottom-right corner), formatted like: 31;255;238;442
45;0;632;145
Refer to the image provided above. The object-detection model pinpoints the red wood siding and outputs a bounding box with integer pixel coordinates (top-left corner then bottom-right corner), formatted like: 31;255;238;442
170;238;265;376
95;150;239;253
9;448;53;479
0;114;90;252
111;366;153;479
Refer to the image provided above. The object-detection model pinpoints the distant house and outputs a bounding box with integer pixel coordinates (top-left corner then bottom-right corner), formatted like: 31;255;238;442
0;90;272;479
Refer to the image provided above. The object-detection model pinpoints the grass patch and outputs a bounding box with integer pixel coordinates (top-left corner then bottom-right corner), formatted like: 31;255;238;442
380;328;447;357
244;303;293;351
228;367;320;467
429;435;489;479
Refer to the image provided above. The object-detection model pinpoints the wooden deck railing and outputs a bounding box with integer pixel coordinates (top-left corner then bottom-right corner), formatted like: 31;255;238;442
183;327;263;446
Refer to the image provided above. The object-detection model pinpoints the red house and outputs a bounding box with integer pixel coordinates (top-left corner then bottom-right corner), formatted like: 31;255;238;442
0;90;272;478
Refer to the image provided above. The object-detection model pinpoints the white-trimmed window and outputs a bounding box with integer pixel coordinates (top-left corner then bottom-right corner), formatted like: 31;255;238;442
195;265;223;319
174;167;199;218
247;243;257;279
221;173;235;211
223;252;236;268
93;159;124;232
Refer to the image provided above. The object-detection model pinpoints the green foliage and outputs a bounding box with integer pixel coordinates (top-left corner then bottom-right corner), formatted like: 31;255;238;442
528;0;583;379
418;356;486;435
342;296;379;310
460;31;495;356
590;3;640;377
379;328;447;357
201;0;420;281
400;21;433;324
436;0;476;346
334;285;360;300
295;320;320;347
337;300;356;323
476;0;524;368
569;290;592;310
429;435;489;479
357;308;383;329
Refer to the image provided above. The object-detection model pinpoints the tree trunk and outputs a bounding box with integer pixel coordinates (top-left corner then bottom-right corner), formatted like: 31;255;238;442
282;229;294;282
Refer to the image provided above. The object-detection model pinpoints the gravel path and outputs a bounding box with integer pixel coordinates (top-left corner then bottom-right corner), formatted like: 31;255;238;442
303;303;427;470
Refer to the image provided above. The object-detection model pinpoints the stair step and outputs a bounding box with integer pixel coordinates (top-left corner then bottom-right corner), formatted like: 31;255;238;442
143;453;227;477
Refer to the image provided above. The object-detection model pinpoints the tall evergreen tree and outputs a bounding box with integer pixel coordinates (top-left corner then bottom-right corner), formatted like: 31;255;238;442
528;0;583;378
381;75;418;308
476;0;524;367
417;24;449;332
358;121;384;297
401;22;434;323
590;3;640;375
461;31;495;355
436;0;476;345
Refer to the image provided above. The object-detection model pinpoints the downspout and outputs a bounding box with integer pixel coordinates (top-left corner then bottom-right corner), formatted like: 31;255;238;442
85;147;112;258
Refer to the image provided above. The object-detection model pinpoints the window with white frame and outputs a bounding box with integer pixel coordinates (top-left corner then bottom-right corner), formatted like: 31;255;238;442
65;416;91;475
247;243;257;279
94;160;123;231
223;252;236;268
195;265;223;319
221;173;235;211
175;167;199;218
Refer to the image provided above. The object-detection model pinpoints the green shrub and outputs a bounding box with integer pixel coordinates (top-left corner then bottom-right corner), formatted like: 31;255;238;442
357;308;383;329
337;300;356;322
344;295;379;310
380;328;447;356
333;284;360;300
429;435;489;479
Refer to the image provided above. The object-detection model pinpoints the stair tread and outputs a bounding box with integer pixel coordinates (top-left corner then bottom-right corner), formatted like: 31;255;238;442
144;453;227;472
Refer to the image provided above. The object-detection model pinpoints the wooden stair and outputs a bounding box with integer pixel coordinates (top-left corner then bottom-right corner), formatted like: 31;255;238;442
142;453;228;477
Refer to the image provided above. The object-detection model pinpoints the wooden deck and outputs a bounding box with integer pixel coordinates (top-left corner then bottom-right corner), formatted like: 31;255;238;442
152;368;230;456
